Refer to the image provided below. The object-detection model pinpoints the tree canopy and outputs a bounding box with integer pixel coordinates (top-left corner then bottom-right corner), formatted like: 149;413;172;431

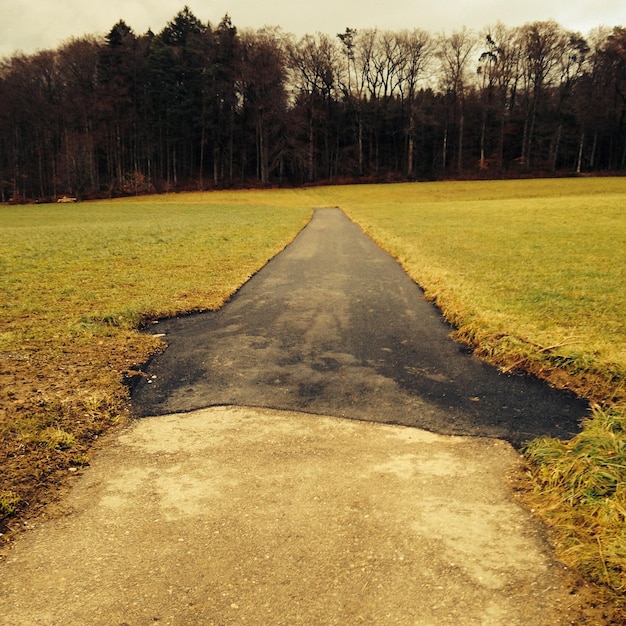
1;8;626;201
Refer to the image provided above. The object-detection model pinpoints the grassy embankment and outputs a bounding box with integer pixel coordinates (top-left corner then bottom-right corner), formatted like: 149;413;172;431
0;191;312;532
1;178;625;608
311;177;626;602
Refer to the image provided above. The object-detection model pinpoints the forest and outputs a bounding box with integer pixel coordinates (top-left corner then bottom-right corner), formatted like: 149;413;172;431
1;6;626;201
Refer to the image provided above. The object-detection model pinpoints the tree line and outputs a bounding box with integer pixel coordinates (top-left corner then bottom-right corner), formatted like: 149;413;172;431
1;6;626;201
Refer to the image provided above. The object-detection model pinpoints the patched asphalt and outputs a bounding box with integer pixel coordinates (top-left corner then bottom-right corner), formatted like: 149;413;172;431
131;208;588;447
0;407;588;625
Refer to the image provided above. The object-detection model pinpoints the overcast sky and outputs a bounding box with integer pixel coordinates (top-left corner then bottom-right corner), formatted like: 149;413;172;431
2;0;626;57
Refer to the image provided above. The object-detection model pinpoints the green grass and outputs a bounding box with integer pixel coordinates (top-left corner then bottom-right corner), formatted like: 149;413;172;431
1;191;313;340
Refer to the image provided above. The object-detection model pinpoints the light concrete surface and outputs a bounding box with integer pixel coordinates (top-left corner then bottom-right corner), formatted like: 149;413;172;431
0;406;583;625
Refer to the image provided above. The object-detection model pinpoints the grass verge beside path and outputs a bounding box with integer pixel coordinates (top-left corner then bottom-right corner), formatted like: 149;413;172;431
0;190;312;535
311;178;626;610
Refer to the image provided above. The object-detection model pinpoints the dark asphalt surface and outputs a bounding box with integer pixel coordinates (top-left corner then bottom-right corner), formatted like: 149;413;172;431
131;208;588;446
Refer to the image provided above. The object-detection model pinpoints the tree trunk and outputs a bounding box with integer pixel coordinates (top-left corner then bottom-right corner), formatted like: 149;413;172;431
590;129;598;169
115;123;123;185
576;132;584;174
457;111;464;173
526;101;538;167
199;122;206;190
228;106;235;185
38;150;45;198
497;115;505;172
357;114;364;176
520;113;529;166
213;146;219;187
258;119;267;184
308;116;315;182
479;106;489;171
552;122;562;171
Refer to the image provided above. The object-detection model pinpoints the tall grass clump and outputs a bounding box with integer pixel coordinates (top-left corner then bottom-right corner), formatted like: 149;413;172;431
524;405;626;597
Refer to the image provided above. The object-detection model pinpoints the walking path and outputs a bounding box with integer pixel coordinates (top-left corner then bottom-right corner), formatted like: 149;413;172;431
0;209;593;624
132;209;586;446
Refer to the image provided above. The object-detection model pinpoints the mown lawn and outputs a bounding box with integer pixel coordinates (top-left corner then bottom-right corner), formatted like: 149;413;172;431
1;178;625;612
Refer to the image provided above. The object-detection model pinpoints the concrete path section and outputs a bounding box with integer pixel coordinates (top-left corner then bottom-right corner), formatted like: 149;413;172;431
0;407;583;626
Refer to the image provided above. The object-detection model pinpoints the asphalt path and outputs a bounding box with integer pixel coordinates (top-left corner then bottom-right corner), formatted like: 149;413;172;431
132;208;587;446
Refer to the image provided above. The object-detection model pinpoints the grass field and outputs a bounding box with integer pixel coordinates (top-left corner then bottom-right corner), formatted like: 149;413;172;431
1;178;625;608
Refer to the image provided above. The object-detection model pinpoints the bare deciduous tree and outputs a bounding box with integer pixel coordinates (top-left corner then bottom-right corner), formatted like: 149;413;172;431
437;27;478;172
